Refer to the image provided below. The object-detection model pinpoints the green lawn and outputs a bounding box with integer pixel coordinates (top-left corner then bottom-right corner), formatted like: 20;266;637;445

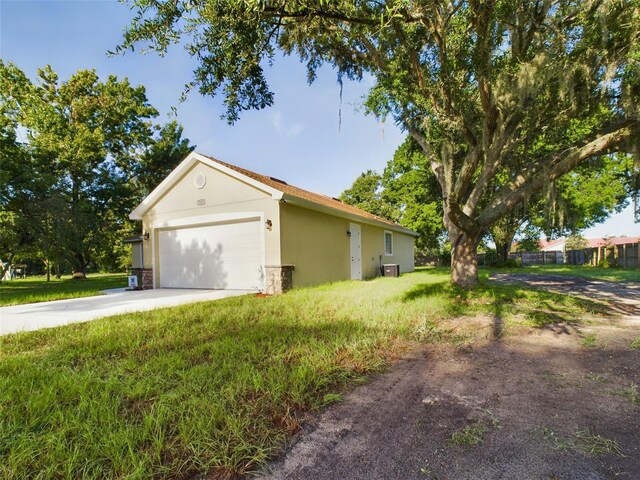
487;264;640;282
0;273;128;306
0;269;604;479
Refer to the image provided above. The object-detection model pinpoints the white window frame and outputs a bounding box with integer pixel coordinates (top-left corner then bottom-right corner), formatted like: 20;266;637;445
384;230;393;256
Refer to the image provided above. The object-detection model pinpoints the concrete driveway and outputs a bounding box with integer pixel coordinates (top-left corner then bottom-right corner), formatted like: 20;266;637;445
0;288;254;336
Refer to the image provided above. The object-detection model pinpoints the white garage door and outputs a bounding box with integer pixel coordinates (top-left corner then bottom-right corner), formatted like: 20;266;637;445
158;219;263;290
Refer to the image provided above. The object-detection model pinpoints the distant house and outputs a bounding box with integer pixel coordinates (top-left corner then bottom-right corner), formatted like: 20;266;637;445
539;236;640;252
129;152;417;293
538;238;568;252
585;236;640;248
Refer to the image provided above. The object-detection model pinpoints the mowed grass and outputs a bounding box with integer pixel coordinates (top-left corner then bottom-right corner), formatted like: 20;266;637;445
0;274;128;306
488;264;640;282
0;268;602;479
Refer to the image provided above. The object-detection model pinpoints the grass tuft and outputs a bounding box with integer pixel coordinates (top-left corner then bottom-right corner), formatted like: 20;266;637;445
541;427;624;457
574;430;623;457
630;336;640;350
540;427;572;452
580;333;599;348
450;421;489;447
611;384;640;405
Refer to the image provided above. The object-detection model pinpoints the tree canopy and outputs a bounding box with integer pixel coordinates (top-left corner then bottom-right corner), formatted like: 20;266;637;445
490;153;633;261
135;121;196;195
119;0;640;286
340;138;444;256
0;62;194;278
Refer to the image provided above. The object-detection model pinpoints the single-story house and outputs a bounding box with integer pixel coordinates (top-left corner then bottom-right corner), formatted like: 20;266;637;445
538;238;568;252
129;152;417;293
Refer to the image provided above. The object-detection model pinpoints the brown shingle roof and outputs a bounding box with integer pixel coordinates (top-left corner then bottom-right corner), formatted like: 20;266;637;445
521;236;640;252
587;236;640;247
202;154;412;233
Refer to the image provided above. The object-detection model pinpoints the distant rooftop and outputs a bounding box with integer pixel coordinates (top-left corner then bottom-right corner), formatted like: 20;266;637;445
539;236;640;251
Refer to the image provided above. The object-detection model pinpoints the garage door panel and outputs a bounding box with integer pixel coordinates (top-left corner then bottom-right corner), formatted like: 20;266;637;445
158;220;263;290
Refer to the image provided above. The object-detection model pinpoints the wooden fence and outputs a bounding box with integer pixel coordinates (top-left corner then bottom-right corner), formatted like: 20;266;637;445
565;242;639;269
478;250;563;266
478;241;640;268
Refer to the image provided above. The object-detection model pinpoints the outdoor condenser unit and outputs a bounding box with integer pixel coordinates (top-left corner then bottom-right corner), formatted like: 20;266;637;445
383;264;400;277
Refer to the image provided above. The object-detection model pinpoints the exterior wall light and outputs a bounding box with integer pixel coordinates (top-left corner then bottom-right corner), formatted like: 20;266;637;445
347;230;352;237
143;231;150;241
265;219;273;231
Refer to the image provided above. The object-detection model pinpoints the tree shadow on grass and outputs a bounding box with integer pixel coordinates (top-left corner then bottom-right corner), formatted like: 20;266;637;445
414;266;452;276
401;279;603;339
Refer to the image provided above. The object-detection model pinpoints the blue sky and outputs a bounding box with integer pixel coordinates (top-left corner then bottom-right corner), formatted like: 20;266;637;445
1;0;638;238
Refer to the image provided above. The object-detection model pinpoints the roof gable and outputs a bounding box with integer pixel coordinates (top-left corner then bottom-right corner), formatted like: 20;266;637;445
131;152;417;236
130;152;283;220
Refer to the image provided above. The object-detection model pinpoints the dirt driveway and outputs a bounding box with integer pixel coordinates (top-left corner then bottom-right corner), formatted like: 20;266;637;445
491;273;640;317
258;275;640;480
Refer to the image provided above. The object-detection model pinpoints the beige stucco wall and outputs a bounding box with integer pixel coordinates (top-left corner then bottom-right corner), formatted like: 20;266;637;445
279;202;415;288
279;203;351;287
130;242;143;269
140;162;281;273
360;223;415;278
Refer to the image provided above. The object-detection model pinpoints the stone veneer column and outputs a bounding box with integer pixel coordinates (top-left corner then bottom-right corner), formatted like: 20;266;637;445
141;268;154;289
264;265;295;294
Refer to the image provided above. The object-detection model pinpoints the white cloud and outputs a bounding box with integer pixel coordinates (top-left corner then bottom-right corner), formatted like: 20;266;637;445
270;111;304;138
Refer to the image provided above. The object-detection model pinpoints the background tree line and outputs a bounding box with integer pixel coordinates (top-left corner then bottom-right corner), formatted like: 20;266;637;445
0;62;194;280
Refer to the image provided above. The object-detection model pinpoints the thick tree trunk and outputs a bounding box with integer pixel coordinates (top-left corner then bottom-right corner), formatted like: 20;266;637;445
72;252;87;279
489;217;519;264
446;217;481;288
495;241;510;263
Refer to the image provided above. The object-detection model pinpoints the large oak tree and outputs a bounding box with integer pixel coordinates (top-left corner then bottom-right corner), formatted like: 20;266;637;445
0;63;159;275
342;139;632;264
119;0;640;286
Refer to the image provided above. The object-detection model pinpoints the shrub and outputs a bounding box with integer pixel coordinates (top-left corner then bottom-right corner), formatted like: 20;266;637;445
489;258;521;268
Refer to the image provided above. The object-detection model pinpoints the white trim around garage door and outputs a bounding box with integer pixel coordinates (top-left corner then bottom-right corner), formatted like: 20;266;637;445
148;212;264;230
150;212;266;290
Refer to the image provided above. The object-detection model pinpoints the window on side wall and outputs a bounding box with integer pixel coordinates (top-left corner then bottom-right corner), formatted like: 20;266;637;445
384;231;393;256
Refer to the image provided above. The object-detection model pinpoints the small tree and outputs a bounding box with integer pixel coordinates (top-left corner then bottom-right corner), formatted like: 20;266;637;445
341;138;444;257
339;170;392;219
565;235;589;251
